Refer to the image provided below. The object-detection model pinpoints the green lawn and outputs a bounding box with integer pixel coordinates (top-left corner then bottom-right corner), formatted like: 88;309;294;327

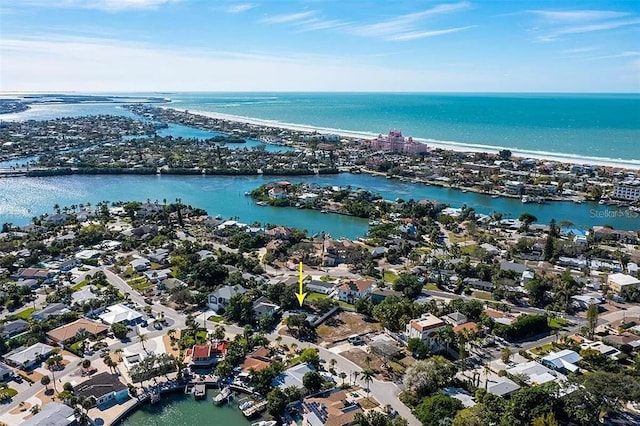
319;275;337;282
423;283;439;291
207;315;224;323
530;343;555;356
472;291;494;301
14;307;36;320
337;301;355;310
128;277;152;291
548;317;570;330
383;270;398;283
306;292;329;302
71;280;88;291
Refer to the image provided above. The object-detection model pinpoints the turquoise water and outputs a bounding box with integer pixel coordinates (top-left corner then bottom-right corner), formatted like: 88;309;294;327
1;173;638;234
4;93;639;162
169;93;640;163
118;389;252;426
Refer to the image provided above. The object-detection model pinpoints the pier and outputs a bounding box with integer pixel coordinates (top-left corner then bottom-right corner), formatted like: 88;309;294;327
242;400;267;417
194;383;206;399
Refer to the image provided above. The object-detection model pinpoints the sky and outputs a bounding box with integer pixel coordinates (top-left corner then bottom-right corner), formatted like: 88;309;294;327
0;0;639;92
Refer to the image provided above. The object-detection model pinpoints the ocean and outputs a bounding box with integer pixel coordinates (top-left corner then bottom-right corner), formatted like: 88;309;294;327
4;92;639;164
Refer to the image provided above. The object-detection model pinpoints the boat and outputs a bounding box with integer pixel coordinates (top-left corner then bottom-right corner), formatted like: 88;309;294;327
213;386;232;405
214;214;222;219
251;422;277;426
256;201;267;206
321;209;328;214
629;206;640;212
599;199;606;205
521;195;532;204
573;199;583;204
491;194;500;199
462;189;468;193
239;400;254;410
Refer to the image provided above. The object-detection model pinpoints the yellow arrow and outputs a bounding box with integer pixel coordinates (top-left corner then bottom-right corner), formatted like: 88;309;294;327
296;262;307;307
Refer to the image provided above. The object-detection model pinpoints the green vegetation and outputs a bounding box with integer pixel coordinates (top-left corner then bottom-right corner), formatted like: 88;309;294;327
71;280;88;291
13;307;36;320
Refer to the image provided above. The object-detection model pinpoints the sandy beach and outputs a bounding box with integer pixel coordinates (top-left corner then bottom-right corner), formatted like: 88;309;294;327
164;107;640;171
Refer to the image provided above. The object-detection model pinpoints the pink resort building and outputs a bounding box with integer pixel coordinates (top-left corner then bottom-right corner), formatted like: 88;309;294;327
368;130;429;155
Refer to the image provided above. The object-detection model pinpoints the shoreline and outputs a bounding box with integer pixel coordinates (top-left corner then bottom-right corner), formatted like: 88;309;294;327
165;107;640;171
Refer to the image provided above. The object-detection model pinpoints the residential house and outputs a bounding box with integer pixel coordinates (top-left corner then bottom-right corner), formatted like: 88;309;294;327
272;363;314;389
32;303;69;321
0;363;13;382
305;280;337;295
4;342;54;369
541;349;582;374
506;361;565;386
129;258;151;272
571;293;604;310
72;286;99;305
0;319;29;338
240;347;272;373
370;288;403;304
487;376;521;397
14;279;39;290
265;226;292;239
207;285;247;311
406;314;448;349
607;273;640;295
463;277;494;292
443;312;468;327
143;268;171;283
303;388;363;426
46;318;108;345
14;267;51;281
268;187;288;199
579;341;621;359
21;402;77;426
337;279;373;304
252;296;279;318
75;372;130;408
190;342;228;366
98;303;143;325
58;257;80;272
148;248;170;264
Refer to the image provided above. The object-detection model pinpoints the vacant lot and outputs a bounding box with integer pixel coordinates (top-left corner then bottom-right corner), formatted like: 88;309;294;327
317;311;382;344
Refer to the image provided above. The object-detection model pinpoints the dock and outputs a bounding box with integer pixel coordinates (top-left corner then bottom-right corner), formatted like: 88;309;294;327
213;386;232;405
194;383;206;399
242;400;267;417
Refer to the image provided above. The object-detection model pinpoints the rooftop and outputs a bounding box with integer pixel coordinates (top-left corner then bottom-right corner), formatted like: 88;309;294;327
75;372;127;399
410;314;446;332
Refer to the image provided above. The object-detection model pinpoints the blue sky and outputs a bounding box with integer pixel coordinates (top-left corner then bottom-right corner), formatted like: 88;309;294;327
1;0;639;92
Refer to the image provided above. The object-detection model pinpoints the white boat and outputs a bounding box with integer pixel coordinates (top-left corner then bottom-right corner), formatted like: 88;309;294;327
213;386;232;405
251;422;277;426
573;199;583;204
491;194;500;199
521;195;531;203
599;199;606;205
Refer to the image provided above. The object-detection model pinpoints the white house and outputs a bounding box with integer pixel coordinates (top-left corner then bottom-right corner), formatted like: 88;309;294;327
337;279;373;304
4;343;54;369
305;280;336;295
99;304;143;325
541;349;582;374
506;361;564;386
129;258;151;272
405;314;448;348
607;273;640;295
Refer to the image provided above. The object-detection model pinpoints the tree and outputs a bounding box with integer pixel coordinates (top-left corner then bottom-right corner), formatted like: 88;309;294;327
213;325;226;340
111;322;128;339
361;368;374;397
518;213;537;232
339;372;347;386
414;394;463;426
354;411;408;426
402;356;456;398
498;149;512;160
452;405;486;426
586;303;599;340
303;371;324;393
299;348;321;368
501;347;512;364
392;273;423;298
40;375;51;391
29;405;40;416
502;383;560;426
137;332;148;352
532;412;559;426
266;387;288;418
407;338;430;359
224;294;255;325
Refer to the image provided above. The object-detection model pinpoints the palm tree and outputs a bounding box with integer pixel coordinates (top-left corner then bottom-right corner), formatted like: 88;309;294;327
29;405;40;415
167;329;176;343
351;371;360;386
361;369;374;397
364;356;372;369
339;372;347;386
137;332;148;352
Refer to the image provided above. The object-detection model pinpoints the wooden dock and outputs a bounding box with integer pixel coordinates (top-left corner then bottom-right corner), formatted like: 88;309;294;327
242;400;267;417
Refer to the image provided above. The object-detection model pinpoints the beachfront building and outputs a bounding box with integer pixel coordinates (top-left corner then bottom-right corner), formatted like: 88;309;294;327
405;314;448;349
368;130;428;155
612;185;640;201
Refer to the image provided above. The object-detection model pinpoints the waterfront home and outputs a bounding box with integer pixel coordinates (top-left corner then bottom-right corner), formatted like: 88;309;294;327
264;226;292;239
303;388;364;426
190;342;228;366
541;349;582;374
506;361;564;386
75;372;130;408
4;342;54;369
46;318;108;345
241;347;273;373
272;363;314;389
268;187;288;199
252;296;279;318
32;303;70;320
99;303;144;325
0;319;29;338
207;285;247;311
405;314;447;349
305;280;336;295
607;273;640;295
337;279;373;304
21;402;76;426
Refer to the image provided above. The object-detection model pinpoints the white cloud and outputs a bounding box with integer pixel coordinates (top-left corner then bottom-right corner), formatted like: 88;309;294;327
529;9;629;22
561;47;599;54
387;25;475;41
224;3;256;14
293;18;349;32
588;51;640;60
348;1;470;39
259;11;316;25
553;18;640;36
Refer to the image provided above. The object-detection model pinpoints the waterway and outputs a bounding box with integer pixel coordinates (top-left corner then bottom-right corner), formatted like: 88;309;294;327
118;389;252;426
1;173;637;237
